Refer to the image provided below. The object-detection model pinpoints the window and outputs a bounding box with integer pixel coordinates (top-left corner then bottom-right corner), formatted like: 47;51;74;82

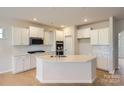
0;28;3;39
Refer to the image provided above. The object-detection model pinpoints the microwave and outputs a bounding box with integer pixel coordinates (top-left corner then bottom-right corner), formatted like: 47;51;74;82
30;37;44;45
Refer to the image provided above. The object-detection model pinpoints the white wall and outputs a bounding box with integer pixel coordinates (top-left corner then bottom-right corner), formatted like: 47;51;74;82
0;18;56;73
0;26;12;72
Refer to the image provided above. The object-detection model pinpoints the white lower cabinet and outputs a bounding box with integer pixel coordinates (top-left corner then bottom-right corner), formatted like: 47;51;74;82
97;54;109;71
12;56;24;73
12;53;44;74
12;55;30;74
23;55;30;71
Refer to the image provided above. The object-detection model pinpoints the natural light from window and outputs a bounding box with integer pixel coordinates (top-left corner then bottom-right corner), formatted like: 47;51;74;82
0;28;3;39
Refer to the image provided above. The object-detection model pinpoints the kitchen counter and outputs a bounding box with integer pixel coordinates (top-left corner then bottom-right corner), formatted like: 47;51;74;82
36;55;97;83
36;55;96;63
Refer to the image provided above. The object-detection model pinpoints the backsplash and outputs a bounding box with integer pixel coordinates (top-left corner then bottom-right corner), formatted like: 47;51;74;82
12;45;51;56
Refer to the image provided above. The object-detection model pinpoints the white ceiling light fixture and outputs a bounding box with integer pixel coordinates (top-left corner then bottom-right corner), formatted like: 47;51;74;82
84;18;88;22
33;18;38;21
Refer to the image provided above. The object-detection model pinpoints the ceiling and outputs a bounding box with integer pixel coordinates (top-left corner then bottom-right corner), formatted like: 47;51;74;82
0;7;124;27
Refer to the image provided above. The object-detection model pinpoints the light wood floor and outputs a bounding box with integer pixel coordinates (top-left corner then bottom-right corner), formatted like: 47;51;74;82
0;69;124;86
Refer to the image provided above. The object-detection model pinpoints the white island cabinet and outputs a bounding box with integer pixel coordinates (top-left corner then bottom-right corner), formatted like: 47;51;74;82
36;55;96;83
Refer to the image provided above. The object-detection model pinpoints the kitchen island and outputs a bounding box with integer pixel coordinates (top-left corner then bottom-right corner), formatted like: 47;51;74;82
36;55;96;83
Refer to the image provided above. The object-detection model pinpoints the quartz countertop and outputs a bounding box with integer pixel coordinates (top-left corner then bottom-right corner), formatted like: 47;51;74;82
36;55;96;63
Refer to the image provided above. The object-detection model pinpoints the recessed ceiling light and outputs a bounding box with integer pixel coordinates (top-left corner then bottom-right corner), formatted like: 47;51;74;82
84;18;88;22
60;25;65;28
33;18;38;21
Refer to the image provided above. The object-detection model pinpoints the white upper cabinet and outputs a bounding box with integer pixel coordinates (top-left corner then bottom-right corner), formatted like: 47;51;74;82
56;30;64;41
29;26;44;38
77;28;91;39
12;27;29;45
98;28;110;45
21;28;29;45
90;28;110;45
44;31;53;45
90;30;99;45
12;27;21;45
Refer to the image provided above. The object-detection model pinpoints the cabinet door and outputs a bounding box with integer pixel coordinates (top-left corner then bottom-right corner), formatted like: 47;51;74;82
37;28;44;38
29;26;38;37
77;29;83;38
77;28;90;38
56;30;64;41
21;29;29;45
30;55;36;69
82;30;90;38
97;54;108;71
12;27;22;45
12;56;24;73
23;55;30;71
90;30;99;45
29;26;44;38
99;28;110;45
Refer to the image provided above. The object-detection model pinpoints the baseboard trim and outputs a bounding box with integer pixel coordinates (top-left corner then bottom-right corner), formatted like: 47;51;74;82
0;69;11;74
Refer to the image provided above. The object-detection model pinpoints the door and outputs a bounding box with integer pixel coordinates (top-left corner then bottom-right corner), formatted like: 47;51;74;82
21;28;29;45
64;36;73;55
90;30;99;45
